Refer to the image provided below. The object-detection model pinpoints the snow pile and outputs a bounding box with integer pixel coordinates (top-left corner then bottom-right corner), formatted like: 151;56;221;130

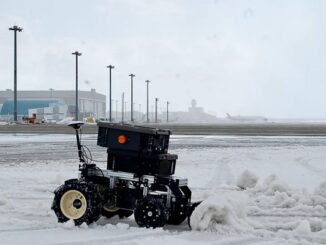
246;175;326;241
250;175;326;214
292;220;311;236
315;181;326;198
236;170;258;189
254;174;289;196
273;218;326;240
190;192;252;233
274;191;297;208
309;218;326;232
292;193;326;210
190;172;326;241
62;219;78;229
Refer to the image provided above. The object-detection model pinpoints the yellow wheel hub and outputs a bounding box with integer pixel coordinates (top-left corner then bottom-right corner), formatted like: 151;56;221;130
60;190;87;220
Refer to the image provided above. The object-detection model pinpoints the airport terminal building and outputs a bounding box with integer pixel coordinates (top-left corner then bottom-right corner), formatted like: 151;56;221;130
0;89;106;121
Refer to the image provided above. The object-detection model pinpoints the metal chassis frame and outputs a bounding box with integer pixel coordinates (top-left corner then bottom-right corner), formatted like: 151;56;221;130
80;167;188;209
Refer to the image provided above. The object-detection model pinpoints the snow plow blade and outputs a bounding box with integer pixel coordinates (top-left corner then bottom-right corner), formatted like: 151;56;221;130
187;201;202;229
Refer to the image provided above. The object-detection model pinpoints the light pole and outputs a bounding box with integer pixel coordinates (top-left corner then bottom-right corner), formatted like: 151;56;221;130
167;101;170;123
115;99;118;120
155;98;159;123
125;101;127;121
160;107;163;121
107;65;114;122
145;80;150;123
9;25;23;122
121;93;124;123
129;74;135;122
72;51;82;121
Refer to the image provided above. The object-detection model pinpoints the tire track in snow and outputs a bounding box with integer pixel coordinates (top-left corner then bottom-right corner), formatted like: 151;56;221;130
0;226;167;245
212;236;283;245
206;156;234;188
296;156;326;179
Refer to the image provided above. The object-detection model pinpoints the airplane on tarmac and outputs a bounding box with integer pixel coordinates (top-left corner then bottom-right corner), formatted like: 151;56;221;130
226;113;268;122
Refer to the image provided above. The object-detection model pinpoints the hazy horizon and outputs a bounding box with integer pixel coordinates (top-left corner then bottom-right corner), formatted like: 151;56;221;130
1;0;326;118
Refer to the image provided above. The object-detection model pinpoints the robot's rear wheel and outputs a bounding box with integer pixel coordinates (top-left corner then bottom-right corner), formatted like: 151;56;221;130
51;179;102;226
134;196;167;228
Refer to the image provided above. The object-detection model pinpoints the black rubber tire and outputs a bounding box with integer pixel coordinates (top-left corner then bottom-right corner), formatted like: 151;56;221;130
51;179;102;226
167;204;188;225
134;197;167;228
101;208;133;219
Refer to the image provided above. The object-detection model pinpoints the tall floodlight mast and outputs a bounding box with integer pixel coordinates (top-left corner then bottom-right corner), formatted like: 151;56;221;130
72;51;82;121
107;65;115;122
129;74;135;122
121;92;125;123
167;101;170;123
155;98;159;123
9;25;23;122
145;80;150;123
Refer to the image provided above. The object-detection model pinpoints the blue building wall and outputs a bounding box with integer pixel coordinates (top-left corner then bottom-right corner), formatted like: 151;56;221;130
0;100;60;116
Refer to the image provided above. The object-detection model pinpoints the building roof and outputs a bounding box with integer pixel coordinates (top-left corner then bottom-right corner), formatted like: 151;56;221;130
0;89;105;103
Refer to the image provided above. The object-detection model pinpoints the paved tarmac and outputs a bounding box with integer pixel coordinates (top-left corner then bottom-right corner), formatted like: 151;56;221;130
1;122;326;136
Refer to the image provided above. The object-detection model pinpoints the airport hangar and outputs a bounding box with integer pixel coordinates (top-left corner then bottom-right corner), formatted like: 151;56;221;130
0;88;106;121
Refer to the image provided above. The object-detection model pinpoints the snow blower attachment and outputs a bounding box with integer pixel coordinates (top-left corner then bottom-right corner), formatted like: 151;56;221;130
52;122;199;228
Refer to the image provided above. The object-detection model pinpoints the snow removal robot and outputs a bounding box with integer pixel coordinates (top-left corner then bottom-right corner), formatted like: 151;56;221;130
52;122;199;228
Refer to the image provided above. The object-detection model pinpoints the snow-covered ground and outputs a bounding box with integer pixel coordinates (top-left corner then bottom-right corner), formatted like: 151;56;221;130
1;134;326;244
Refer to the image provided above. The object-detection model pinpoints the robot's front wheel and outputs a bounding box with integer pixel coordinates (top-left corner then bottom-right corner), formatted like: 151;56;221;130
167;204;188;225
134;196;168;228
52;179;102;226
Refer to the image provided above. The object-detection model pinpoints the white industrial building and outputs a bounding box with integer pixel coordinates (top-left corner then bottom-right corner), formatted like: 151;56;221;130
0;88;106;121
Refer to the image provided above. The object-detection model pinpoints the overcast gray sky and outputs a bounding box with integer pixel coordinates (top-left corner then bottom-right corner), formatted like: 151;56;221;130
1;0;326;118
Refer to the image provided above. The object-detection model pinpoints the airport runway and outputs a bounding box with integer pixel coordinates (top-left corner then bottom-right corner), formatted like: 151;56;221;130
1;122;326;136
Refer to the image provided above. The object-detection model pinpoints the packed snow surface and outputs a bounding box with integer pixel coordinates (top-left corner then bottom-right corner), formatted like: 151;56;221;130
1;134;326;244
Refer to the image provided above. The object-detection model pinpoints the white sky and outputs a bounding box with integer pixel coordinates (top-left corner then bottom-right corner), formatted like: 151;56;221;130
1;0;326;118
